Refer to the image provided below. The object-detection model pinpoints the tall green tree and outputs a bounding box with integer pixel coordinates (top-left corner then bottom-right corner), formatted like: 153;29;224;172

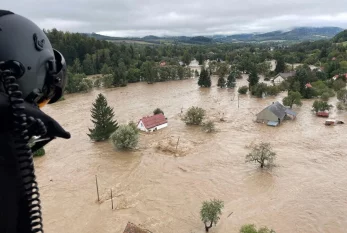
275;56;286;73
283;91;302;108
198;53;204;65
200;199;224;232
141;61;157;84
88;93;119;142
70;58;83;73
198;68;211;87
217;63;229;78
226;72;236;88
83;54;95;75
337;89;347;103
248;71;259;89
182;50;192;66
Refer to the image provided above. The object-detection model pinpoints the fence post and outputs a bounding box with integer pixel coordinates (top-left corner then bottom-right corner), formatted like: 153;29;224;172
95;175;100;202
111;189;114;210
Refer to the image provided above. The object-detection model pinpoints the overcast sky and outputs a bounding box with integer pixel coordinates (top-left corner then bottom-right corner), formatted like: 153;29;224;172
3;0;347;37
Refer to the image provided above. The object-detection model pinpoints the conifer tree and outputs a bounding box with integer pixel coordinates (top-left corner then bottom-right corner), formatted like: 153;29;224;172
227;72;236;88
88;93;119;141
217;77;226;88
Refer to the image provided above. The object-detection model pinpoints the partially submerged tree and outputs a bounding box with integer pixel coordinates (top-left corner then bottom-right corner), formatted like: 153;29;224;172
275;56;285;73
337;89;347;104
217;77;226;88
198;68;212;87
111;124;139;150
283;91;302;108
217;62;229;78
153;108;164;115
88;93;119;141
202;120;216;133
246;142;276;168
200;199;224;232
238;86;248;94
240;224;276;233
227;72;236;88
183;106;205;125
312;100;333;113
248;70;259;89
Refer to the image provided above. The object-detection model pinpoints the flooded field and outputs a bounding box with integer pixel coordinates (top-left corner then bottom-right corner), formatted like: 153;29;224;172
37;76;347;233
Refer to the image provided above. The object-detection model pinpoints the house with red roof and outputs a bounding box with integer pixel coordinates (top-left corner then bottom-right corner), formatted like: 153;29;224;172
137;113;168;132
332;73;347;81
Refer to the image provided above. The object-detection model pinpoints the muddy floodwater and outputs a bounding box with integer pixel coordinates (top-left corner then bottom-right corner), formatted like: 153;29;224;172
37;76;347;233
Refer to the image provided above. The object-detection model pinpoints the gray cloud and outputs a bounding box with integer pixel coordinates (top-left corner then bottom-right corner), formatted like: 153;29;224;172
3;0;347;37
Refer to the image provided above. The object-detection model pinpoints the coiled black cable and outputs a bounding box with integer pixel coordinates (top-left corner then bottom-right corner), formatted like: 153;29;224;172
2;72;45;233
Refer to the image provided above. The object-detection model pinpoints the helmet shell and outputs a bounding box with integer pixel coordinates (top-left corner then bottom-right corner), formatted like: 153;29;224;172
0;11;57;103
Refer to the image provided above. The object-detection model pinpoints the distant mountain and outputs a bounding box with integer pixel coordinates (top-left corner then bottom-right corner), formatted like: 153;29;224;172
332;30;347;43
216;27;344;42
86;27;344;44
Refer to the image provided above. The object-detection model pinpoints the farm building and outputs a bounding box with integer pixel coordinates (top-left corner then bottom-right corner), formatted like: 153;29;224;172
272;71;296;85
123;222;152;233
256;101;297;126
137;113;168;132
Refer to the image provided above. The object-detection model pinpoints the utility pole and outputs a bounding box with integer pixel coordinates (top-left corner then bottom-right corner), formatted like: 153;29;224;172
238;93;240;109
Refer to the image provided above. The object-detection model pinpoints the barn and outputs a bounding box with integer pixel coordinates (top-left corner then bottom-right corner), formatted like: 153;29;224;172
137;113;168;132
256;101;297;126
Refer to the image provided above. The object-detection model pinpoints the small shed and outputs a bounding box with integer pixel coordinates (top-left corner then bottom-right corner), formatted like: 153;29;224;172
256;101;297;126
137;113;168;132
123;222;152;233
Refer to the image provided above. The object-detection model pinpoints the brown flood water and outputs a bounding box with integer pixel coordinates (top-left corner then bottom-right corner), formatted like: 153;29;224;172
37;76;347;233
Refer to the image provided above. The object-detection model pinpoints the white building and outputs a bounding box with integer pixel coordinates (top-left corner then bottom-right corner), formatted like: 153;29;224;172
137;114;168;132
272;71;296;85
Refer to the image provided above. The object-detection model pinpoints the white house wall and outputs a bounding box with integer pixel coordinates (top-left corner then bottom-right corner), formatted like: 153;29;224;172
274;76;284;85
137;120;148;132
148;123;168;132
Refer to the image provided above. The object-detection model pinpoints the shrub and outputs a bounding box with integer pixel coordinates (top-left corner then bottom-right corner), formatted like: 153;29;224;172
128;121;139;133
33;147;45;157
321;92;330;101
337;102;345;110
153;108;164;115
111;125;139;150
94;78;101;88
103;74;114;88
238;86;248;94
266;85;280;96
264;77;270;81
202;121;215;133
183;106;205;125
78;79;93;93
240;224;276;233
312;100;333;113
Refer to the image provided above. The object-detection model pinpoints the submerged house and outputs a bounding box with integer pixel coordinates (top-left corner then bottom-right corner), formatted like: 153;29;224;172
137;113;168;132
272;71;296;85
256;101;297;126
123;222;152;233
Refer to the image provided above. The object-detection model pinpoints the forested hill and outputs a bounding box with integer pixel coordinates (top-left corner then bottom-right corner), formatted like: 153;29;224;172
84;27;343;44
332;30;347;43
45;28;347;97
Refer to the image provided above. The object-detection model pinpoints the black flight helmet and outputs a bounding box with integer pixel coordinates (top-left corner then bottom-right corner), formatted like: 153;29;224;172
0;10;67;107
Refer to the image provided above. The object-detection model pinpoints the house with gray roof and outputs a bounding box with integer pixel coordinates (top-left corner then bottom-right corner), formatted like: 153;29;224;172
256;101;297;126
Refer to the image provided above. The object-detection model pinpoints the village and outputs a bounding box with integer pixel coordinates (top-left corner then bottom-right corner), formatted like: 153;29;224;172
33;29;347;233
